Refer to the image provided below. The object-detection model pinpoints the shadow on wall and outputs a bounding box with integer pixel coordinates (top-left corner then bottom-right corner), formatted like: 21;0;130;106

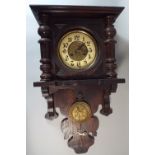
115;35;129;68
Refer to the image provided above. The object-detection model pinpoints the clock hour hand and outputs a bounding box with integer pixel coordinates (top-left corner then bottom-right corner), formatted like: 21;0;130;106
75;43;84;53
78;43;85;50
75;43;85;53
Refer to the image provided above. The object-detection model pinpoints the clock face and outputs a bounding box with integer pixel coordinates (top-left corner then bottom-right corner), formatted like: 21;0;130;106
58;30;97;70
69;101;92;123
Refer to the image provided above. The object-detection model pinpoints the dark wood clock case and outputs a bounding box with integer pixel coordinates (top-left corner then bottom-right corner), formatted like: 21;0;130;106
30;5;125;154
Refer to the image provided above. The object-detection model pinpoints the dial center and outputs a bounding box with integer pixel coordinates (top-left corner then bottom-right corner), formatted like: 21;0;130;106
68;41;88;61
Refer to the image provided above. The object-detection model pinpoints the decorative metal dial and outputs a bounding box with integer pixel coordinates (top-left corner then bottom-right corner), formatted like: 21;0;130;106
69;101;92;123
58;30;97;70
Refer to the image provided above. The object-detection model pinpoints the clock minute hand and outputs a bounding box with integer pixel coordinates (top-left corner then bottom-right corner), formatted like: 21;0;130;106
78;43;85;50
75;43;85;53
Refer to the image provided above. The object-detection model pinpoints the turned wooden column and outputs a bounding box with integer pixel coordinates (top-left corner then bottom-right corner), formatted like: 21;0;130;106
38;14;53;81
104;16;117;78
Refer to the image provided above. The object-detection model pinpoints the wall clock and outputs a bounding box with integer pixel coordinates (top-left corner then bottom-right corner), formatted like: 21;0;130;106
30;5;125;154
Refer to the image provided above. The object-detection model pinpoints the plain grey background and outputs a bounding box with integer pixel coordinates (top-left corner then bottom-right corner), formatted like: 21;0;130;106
26;1;128;155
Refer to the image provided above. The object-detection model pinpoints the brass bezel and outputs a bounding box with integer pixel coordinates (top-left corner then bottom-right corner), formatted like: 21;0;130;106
68;101;92;123
57;30;98;71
